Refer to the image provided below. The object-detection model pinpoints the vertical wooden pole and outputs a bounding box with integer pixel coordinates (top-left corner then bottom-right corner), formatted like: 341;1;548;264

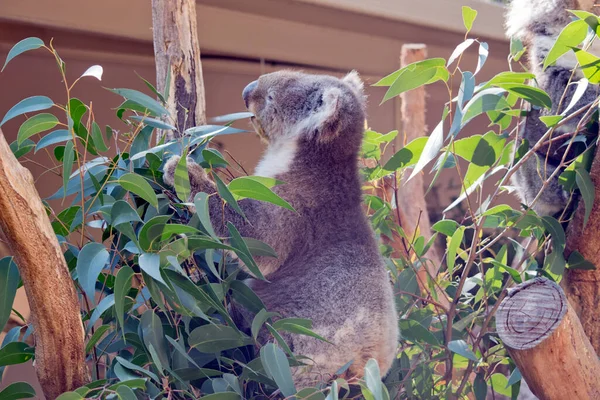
151;0;206;140
0;130;89;399
379;44;446;308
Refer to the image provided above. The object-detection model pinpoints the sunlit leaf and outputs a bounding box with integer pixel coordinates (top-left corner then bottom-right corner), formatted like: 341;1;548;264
462;6;477;33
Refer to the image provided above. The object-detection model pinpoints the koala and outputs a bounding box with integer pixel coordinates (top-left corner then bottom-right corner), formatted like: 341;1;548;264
505;0;600;216
163;70;399;388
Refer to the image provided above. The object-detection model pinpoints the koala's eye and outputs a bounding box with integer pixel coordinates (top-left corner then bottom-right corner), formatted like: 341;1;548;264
316;95;324;108
267;94;274;101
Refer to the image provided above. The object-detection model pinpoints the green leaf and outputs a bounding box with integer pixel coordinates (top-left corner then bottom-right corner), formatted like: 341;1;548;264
211;111;254;123
447;226;465;276
539;115;563;128
107;379;147;391
85;325;111;353
55;393;83;400
194;192;218;239
10;139;35;159
213;172;245;219
62;140;75;196
229;177;294;211
574;49;600;83
448;340;478;361
35;129;71;153
473;373;487;400
0;342;34;367
490;373;512;397
399;319;439;345
189;324;253;352
260;343;296;397
575;167;595;227
364;359;384;400
543;20;588;70
567;250;596;270
116;386;137;400
2;37;44;72
174;153;191;202
139;253;166;285
0;382;36;400
1;96;53;127
462;89;510;125
202;148;229;167
242;237;278;258
541;216;566;251
374;58;446;87
383;137;428;171
462;6;477;33
111;200;142;227
76;242;109;302
273;319;331;343
199;394;241;400
227;223;265;280
140;310;169;373
0;257;19;331
251;309;277;340
129;115;176;131
231;280;267;315
381;65;449;103
138;215;170;252
110;88;169;117
431;220;459;236
91;121;109;152
17;113;59;145
491;83;551;109
115;266;134;335
118;173;159;209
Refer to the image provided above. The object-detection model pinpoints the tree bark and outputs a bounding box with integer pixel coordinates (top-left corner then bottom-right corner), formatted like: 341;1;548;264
496;277;600;400
0;130;88;399
151;0;206;140
562;151;600;354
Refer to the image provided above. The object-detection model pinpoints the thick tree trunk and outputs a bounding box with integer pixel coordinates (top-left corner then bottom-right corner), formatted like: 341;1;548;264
0;130;88;399
496;277;600;400
151;0;206;140
563;152;600;354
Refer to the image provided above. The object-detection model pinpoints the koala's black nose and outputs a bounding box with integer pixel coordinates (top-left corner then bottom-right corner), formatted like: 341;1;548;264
242;80;258;108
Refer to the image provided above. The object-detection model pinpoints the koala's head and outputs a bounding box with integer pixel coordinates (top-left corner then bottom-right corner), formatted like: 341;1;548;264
242;70;366;153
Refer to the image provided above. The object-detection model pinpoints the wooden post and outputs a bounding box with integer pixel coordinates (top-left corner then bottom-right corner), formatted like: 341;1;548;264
496;277;600;400
397;44;443;286
0;130;89;399
563;152;600;354
376;44;447;309
151;0;206;140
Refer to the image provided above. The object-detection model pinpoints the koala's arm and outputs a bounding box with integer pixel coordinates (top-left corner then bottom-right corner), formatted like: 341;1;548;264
163;156;257;238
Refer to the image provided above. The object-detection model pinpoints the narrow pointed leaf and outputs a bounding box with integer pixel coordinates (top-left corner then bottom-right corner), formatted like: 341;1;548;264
17;113;59;145
118;173;158;209
1;96;53;127
0;257;19;331
2;37;44;72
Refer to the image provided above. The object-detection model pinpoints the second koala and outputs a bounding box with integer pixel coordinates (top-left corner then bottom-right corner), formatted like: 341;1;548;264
505;0;600;216
164;71;399;387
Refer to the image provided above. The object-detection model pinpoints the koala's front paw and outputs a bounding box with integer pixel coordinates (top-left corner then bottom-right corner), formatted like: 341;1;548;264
162;156;181;188
163;155;209;188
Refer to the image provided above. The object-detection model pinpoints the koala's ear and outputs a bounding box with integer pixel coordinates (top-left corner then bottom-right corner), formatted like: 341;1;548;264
313;87;343;142
343;70;364;97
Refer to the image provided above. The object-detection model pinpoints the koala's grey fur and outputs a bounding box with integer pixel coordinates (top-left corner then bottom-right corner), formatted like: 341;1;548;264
163;71;398;387
505;0;600;216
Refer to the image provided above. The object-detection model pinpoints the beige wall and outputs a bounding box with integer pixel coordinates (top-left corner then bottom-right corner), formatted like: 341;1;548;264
0;0;510;395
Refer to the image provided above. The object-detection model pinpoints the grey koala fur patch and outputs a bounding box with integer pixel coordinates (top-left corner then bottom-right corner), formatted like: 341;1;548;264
505;0;600;216
164;70;399;387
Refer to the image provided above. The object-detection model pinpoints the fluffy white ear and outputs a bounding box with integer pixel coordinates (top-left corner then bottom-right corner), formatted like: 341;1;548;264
311;87;343;142
343;70;364;96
